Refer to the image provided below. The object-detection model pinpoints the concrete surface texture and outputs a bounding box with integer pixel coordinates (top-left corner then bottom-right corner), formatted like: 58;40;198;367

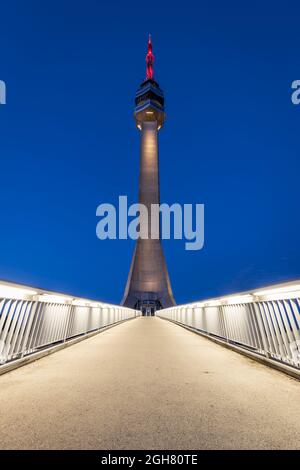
0;316;300;450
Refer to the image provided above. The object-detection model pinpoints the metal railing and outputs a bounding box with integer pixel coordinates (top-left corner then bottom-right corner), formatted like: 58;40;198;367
0;280;139;364
158;280;300;369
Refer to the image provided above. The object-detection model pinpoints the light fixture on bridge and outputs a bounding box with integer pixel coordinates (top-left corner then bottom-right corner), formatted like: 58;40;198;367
205;300;222;307
220;294;253;305
38;294;73;304
253;284;300;296
0;284;37;300
253;283;300;301
72;299;90;307
89;301;102;308
192;303;205;308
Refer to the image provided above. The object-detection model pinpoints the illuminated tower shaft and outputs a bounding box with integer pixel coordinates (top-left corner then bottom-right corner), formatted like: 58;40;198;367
122;36;175;313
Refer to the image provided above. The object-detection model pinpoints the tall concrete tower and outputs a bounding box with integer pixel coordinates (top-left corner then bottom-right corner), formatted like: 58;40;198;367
122;35;175;314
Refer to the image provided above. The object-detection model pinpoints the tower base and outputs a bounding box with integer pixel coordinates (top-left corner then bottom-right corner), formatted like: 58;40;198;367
122;240;176;313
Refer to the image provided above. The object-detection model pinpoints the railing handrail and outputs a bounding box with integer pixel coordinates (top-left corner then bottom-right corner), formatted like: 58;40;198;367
0;279;139;365
164;279;300;309
0;278;130;309
158;279;300;369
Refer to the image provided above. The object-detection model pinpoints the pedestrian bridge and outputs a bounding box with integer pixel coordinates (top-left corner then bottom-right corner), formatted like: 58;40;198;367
0;279;300;449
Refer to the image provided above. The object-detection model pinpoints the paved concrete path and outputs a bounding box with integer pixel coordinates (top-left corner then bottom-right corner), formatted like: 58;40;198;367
0;317;300;450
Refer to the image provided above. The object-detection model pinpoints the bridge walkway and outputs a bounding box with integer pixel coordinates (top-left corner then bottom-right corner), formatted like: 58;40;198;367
0;317;299;449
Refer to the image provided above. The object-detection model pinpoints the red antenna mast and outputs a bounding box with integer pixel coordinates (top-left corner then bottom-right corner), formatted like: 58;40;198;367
146;34;154;80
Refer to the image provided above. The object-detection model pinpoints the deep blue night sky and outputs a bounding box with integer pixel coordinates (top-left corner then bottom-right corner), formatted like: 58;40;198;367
0;0;299;304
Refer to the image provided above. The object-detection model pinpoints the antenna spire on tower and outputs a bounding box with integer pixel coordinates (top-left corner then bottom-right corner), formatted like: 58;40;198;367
146;34;154;80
